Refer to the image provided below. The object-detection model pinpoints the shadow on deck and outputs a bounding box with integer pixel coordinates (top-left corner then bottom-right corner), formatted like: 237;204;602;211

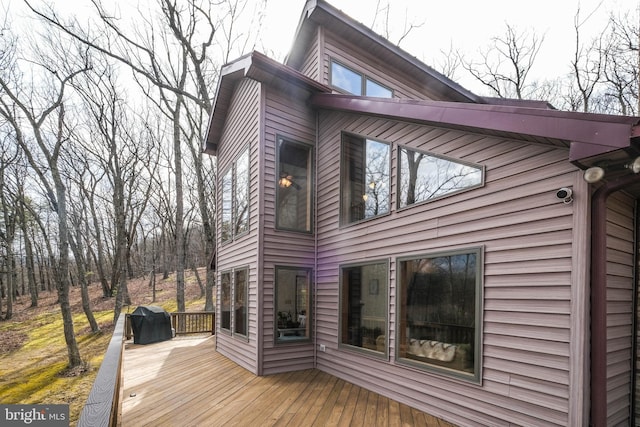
121;335;457;426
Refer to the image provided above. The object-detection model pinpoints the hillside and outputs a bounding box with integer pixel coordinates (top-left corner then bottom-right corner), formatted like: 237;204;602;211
0;270;208;425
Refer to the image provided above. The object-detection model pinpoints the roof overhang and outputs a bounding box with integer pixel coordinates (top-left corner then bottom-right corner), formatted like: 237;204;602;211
285;0;484;104
310;94;640;165
203;51;332;155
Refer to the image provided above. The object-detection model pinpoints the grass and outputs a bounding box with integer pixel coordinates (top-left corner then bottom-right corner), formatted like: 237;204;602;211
0;270;208;426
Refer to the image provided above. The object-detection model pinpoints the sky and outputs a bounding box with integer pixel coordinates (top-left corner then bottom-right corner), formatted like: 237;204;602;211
260;0;634;94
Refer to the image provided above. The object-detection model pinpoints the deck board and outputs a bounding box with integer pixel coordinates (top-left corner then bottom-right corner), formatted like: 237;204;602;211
120;336;457;426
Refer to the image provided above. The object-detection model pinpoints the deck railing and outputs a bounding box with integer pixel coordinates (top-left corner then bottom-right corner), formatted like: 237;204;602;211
77;313;126;427
124;311;216;339
79;311;215;427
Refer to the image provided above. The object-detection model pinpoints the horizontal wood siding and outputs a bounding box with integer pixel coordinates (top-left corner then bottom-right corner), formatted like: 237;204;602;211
216;78;261;374
322;32;441;100
315;110;582;426
260;86;318;374
298;26;320;81
606;191;634;426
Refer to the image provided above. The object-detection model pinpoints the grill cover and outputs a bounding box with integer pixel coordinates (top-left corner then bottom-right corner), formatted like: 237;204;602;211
130;305;173;344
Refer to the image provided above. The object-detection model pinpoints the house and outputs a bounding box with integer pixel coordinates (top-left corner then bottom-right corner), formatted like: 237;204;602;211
203;1;640;425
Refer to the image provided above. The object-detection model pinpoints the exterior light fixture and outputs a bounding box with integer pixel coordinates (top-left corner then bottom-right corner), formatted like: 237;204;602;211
625;157;640;174
584;167;605;183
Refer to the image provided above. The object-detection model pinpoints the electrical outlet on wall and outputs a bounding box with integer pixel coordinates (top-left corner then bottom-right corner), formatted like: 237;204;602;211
319;344;326;352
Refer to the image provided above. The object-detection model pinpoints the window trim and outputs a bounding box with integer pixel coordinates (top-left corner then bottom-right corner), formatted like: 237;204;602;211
219;270;232;334
339;132;392;227
329;58;393;98
218;266;250;341
274;265;313;345
233;266;249;339
396;144;485;210
220;146;251;245
275;135;314;234
395;247;484;383
338;259;390;360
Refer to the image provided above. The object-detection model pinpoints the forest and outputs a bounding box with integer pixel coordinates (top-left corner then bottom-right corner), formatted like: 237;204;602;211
0;0;637;371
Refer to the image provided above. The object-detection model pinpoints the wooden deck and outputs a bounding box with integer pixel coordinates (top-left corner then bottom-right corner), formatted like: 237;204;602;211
121;336;457;426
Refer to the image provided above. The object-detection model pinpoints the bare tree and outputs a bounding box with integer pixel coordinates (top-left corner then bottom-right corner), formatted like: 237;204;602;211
460;23;545;99
0;27;89;367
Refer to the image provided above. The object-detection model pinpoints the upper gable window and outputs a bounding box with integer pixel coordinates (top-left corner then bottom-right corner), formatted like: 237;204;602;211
398;146;484;208
330;60;392;98
341;133;390;224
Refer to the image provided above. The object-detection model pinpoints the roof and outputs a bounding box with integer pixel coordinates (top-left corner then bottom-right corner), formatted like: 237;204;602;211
285;0;484;104
310;94;640;164
203;51;332;155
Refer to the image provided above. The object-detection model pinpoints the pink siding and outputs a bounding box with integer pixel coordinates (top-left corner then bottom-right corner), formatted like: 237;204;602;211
606;192;634;426
215;78;261;374
314;110;585;426
259;86;318;374
298;26;321;81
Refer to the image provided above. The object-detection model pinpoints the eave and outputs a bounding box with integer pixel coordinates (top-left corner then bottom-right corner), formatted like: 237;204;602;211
203;51;332;155
285;0;484;104
310;94;640;164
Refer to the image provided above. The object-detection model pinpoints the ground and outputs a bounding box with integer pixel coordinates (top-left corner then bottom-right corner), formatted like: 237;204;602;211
0;269;208;426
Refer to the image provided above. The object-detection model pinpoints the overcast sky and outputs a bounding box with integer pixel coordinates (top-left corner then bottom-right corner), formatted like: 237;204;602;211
261;0;633;94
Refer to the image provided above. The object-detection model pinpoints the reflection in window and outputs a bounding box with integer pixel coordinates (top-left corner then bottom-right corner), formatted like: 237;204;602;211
234;268;248;336
399;147;483;208
275;267;311;343
397;249;482;381
221;169;232;243
340;262;388;354
330;60;392;98
221;148;250;243
331;61;361;95
277;138;312;232
341;134;390;224
234;149;250;235
220;272;231;331
366;79;392;98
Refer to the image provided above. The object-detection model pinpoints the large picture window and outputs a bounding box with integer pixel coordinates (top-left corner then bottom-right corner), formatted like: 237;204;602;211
341;134;390;224
397;248;482;381
276;138;313;232
330;60;392;98
340;261;388;355
275;267;311;343
221;148;250;243
398;146;483;208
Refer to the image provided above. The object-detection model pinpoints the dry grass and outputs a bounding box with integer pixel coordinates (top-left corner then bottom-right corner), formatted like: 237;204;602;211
0;269;208;426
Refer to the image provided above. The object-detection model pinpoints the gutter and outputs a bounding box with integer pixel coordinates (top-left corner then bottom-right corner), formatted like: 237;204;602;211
590;173;640;426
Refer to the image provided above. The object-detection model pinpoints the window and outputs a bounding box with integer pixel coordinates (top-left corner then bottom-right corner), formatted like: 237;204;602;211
341;134;390;224
275;267;311;343
219;268;248;337
276;138;313;232
234;149;250;235
340;261;388;355
220;271;231;331
234;268;248;336
221;148;250;243
398;146;483;208
397;248;482;381
221;170;233;242
330;60;392;98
